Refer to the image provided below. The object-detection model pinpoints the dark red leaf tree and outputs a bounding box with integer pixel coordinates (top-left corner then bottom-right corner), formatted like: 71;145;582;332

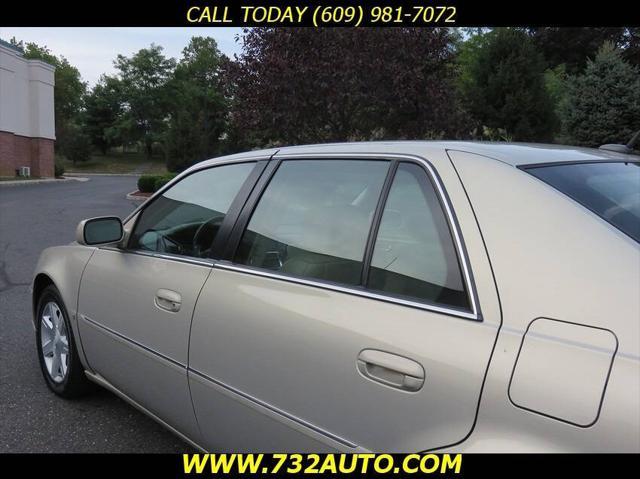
226;28;468;149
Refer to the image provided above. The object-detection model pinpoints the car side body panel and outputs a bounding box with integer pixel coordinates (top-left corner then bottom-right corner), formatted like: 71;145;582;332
76;249;211;443
447;150;640;452
32;245;96;370
188;148;502;452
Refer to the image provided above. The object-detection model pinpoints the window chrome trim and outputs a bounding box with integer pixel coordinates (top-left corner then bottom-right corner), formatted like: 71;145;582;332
99;246;215;268
107;247;477;320
215;262;478;321
230;151;480;321
111;151;479;321
188;367;357;448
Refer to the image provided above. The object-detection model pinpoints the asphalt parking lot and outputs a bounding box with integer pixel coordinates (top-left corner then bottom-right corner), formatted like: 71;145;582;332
0;176;192;452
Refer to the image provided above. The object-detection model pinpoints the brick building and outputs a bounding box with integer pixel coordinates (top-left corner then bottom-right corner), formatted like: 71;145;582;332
0;40;55;177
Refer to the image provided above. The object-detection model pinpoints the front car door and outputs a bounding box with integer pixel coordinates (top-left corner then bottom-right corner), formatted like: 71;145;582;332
188;149;501;451
77;159;262;444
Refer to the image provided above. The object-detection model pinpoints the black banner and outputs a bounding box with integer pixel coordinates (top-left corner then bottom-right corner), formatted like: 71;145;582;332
0;453;636;477
2;0;638;27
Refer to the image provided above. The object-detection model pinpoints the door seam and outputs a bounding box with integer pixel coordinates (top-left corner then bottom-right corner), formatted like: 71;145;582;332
419;150;506;452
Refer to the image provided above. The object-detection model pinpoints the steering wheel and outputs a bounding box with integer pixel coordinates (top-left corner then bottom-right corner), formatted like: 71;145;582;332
192;216;225;257
139;230;183;255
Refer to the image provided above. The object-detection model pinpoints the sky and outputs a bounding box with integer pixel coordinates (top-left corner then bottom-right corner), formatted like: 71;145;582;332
0;27;244;86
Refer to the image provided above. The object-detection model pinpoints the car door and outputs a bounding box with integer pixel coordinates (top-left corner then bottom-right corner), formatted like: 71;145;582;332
188;152;501;451
77;159;263;443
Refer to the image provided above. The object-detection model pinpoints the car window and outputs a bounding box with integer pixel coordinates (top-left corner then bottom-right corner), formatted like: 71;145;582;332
130;162;255;258
526;161;640;243
235;159;390;286
367;163;470;310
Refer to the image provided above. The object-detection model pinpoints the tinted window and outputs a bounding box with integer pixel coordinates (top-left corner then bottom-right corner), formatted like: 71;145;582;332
130;162;255;258
368;163;470;310
527;162;640;243
235;160;390;285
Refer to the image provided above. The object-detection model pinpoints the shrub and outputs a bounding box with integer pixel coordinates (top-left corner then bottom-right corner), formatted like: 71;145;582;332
138;174;176;193
153;175;175;192
54;162;65;178
137;175;156;193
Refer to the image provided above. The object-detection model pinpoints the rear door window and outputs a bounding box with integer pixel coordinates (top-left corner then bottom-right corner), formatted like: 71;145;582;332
234;160;390;286
233;158;473;313
367;163;471;310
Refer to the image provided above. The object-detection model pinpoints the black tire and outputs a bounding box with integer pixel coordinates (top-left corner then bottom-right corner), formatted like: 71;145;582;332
35;285;94;398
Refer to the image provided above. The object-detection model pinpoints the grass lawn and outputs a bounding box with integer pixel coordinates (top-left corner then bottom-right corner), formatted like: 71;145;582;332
60;152;168;175
0;176;42;181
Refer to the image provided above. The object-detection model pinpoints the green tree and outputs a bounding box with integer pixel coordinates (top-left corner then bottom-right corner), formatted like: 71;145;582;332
10;38;86;155
63;123;92;165
561;43;640;147
113;45;176;159
165;37;229;172
527;27;639;73
458;28;557;142
543;64;570;140
83;75;124;154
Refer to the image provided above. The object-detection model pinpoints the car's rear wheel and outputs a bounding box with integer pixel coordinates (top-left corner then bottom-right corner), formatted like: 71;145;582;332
36;285;94;398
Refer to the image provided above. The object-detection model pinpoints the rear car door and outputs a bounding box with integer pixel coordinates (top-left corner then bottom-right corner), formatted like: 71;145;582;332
77;159;263;443
188;152;501;451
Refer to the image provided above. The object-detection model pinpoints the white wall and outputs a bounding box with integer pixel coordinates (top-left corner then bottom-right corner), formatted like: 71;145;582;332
0;43;55;139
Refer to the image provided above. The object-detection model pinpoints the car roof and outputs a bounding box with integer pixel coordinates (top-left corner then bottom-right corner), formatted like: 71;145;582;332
192;141;639;172
428;141;640;166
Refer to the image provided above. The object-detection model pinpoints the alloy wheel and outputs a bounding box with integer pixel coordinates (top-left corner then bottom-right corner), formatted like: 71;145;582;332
40;301;69;383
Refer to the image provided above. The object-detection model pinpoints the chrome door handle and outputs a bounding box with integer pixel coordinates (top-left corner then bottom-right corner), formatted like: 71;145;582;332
155;289;182;312
357;349;425;392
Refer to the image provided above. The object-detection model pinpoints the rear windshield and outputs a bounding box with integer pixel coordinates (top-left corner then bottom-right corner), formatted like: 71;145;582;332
526;161;640;243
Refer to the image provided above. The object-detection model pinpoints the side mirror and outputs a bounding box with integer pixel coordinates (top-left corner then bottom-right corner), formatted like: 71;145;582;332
76;216;124;246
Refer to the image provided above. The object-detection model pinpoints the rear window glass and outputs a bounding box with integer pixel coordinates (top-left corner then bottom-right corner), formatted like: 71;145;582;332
526;161;640;242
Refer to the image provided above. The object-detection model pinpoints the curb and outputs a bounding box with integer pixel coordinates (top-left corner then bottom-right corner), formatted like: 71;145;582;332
126;191;151;202
0;176;90;187
65;172;141;177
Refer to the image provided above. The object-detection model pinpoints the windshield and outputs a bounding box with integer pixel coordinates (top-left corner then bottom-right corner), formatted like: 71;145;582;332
526;161;640;243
